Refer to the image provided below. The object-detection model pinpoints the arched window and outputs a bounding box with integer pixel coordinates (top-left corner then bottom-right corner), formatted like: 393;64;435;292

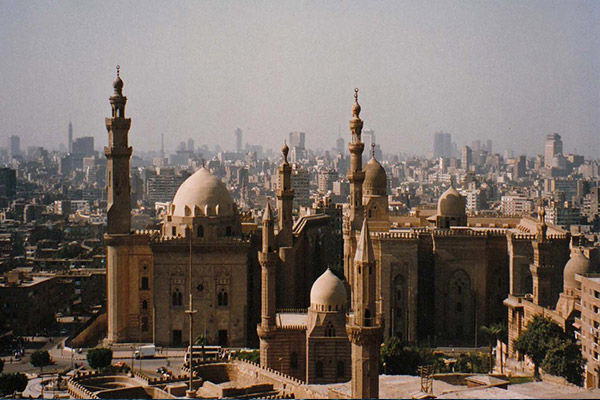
364;309;371;327
325;322;336;337
172;289;183;307
218;288;229;307
197;225;204;238
141;277;149;290
141;300;148;310
290;352;298;369
336;361;345;378
316;360;324;378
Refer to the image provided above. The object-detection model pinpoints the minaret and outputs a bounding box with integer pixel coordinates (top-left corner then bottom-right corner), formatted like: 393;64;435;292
277;142;294;247
68;119;73;153
105;66;134;344
348;88;365;230
344;88;366;301
531;199;554;307
257;201;279;366
346;217;382;399
105;65;132;235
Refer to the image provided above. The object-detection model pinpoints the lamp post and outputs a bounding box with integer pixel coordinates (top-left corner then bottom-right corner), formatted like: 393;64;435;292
185;228;197;398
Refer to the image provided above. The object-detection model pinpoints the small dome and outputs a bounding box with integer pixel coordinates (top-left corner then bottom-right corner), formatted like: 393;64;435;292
310;269;347;310
437;186;466;216
171;167;235;217
113;76;123;91
563;250;591;289
363;157;386;194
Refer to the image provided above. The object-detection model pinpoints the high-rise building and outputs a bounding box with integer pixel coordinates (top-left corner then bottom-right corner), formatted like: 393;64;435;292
235;128;243;153
68;120;73;153
72;137;94;157
8;135;21;158
545;133;563;168
289;131;305;148
433;131;452;158
336;136;345;156
485;139;493;154
362;129;375;156
461;145;472;170
187;138;195;152
0;167;16;198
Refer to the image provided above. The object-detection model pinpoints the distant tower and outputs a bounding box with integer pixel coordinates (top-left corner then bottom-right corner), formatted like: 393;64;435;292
235;128;243;153
160;133;165;159
346;218;382;399
277;142;294;247
68;120;73;153
544;133;562;168
105;66;132;235
257;202;278;365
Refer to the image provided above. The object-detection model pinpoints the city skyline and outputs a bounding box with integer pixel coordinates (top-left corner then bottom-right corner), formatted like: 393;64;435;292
1;1;599;157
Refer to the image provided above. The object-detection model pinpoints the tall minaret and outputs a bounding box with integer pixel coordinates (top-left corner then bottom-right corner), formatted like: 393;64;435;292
105;65;132;235
348;88;365;230
277;142;294;247
344;88;366;300
68;119;73;153
257;201;278;366
531;198;554;307
346;217;382;399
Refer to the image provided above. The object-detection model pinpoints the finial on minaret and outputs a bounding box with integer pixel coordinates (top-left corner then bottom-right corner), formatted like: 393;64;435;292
282;141;289;164
538;198;546;225
352;88;361;119
113;65;124;94
371;142;375;158
450;176;455;188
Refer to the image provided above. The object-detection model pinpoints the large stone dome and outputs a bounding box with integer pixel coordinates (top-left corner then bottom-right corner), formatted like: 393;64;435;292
171;167;235;217
437;186;466;216
310;269;347;310
363;157;387;195
563;250;591;290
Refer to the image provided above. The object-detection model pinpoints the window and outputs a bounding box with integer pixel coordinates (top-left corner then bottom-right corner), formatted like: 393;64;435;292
337;361;345;378
218;288;228;307
197;225;204;238
226;226;232;236
172;226;177;236
364;309;371;327
325;322;336;337
141;277;149;290
291;352;298;369
172;289;183;307
141;300;148;310
316;360;324;378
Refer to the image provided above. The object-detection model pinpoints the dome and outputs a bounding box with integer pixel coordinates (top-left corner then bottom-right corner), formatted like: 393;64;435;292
310;269;347;310
171;167;235;217
113;76;123;91
437;186;466;216
563;250;591;289
363;156;387;194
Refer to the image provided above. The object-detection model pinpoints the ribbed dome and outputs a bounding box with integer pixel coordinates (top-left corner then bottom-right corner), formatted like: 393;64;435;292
437;186;466;216
171;167;235;217
363;157;387;194
563;250;591;289
310;269;347;310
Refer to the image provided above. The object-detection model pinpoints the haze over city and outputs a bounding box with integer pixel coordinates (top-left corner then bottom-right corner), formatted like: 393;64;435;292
1;0;599;157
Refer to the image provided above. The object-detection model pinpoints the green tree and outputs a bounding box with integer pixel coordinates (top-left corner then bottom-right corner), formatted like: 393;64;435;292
480;324;502;373
30;350;51;368
513;315;566;380
87;348;113;370
0;373;28;395
380;336;441;375
541;338;584;386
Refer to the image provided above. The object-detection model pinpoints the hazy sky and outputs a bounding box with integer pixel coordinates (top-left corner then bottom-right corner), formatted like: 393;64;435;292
1;1;599;157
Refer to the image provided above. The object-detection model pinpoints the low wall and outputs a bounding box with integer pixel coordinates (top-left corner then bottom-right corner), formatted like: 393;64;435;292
70;312;107;348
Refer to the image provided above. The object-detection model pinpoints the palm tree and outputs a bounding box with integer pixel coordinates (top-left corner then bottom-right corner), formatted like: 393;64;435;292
480;324;502;373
